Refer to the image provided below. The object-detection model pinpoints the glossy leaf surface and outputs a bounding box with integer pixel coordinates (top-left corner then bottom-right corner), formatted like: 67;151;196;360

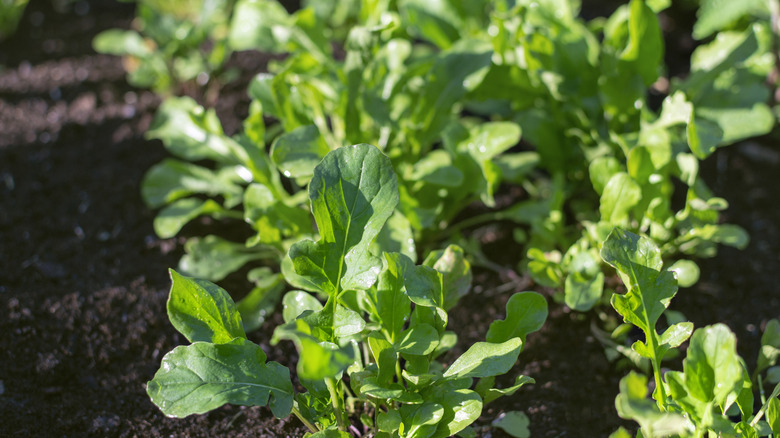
147;341;293;419
289;144;399;295
167;269;246;344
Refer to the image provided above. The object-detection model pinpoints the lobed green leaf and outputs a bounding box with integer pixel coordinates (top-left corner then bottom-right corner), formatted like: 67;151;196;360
601;228;677;334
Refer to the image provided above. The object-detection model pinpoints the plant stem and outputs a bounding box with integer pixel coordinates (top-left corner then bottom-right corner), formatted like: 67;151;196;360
646;329;668;411
326;377;347;431
751;381;780;428
292;403;319;433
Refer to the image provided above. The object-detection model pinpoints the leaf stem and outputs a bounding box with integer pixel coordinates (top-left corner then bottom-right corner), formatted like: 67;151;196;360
292;403;319;433
751;381;780;428
326;377;347;431
646;329;668;411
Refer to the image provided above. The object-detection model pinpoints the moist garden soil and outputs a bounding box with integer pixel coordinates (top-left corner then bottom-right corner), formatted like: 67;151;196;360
1;2;779;437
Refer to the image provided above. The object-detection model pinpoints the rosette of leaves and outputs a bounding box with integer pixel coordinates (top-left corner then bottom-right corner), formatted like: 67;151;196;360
148;144;548;436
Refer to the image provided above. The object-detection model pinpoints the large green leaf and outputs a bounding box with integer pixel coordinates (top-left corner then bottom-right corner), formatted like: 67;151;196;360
486;292;547;344
307;429;352;438
767;397;780;435
167;269;246;344
455;121;522;206
601;228;677;335
409;150;464;188
290;144;399;295
589;156;622;196
147;341;293;418
367;333;397;385
401;402;445;438
404;264;444;309
758;319;780;374
333;304;366;338
443;338;523;379
680;28;774;147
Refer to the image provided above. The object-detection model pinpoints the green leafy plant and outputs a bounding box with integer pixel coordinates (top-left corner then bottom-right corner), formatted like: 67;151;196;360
140;0;541;288
601;228;780;437
479;0;763;312
138;0;770;327
147;144;548;436
144;0;770;314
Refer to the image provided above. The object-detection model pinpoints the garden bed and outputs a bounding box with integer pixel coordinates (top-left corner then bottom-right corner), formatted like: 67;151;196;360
2;2;779;437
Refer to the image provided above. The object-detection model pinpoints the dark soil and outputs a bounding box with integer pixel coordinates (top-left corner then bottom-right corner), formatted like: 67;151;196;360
1;2;779;438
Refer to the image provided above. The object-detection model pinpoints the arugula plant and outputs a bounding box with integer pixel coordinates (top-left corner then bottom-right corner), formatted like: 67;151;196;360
236;0;535;237
139;0;767;316
141;0;541;287
601;228;780;437
467;0;763;312
148;144;548;436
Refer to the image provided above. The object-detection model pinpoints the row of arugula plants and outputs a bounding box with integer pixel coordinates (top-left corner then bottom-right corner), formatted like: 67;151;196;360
95;0;780;436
